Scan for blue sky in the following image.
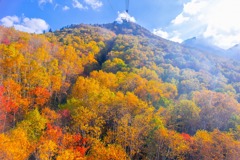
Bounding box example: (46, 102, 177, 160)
(0, 0, 185, 29)
(1, 0, 240, 49)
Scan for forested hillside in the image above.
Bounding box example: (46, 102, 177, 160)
(0, 22, 240, 159)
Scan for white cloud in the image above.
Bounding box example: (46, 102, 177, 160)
(0, 16, 49, 34)
(171, 13, 189, 25)
(54, 4, 60, 10)
(183, 0, 208, 15)
(0, 16, 19, 27)
(84, 0, 103, 9)
(38, 0, 53, 5)
(62, 5, 70, 11)
(170, 36, 183, 43)
(116, 11, 136, 24)
(157, 0, 240, 49)
(153, 28, 169, 39)
(72, 0, 87, 10)
(153, 28, 183, 43)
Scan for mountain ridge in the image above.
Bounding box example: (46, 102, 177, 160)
(182, 36, 240, 60)
(50, 21, 240, 97)
(59, 21, 236, 62)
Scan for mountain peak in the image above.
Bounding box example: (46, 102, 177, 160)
(229, 43, 240, 50)
(94, 21, 158, 39)
(182, 37, 227, 56)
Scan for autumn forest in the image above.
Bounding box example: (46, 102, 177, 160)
(0, 21, 240, 159)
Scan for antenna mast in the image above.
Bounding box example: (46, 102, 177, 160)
(126, 0, 129, 13)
